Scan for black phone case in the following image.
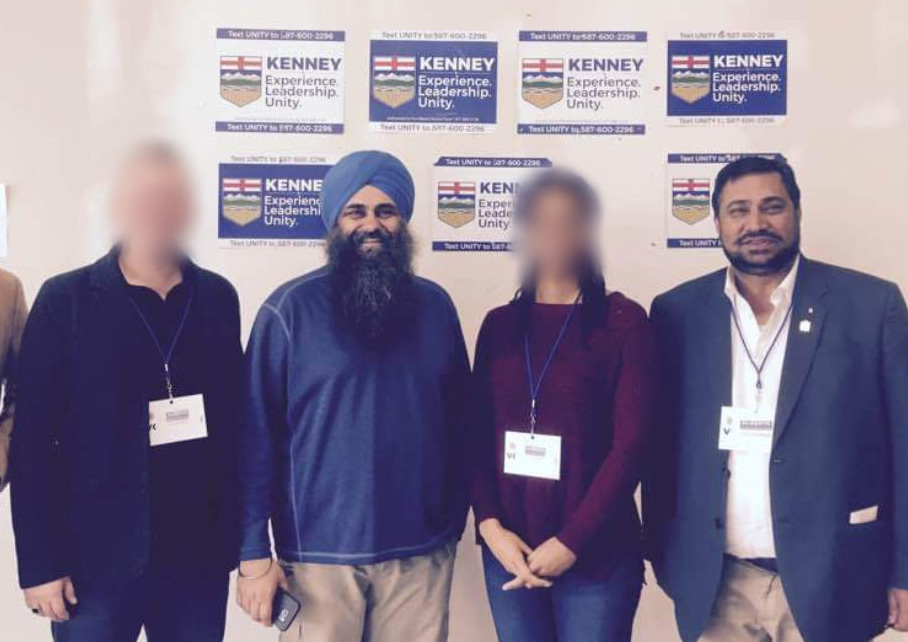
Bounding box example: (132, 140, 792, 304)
(272, 589, 301, 632)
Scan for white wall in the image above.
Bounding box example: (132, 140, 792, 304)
(1, 0, 907, 640)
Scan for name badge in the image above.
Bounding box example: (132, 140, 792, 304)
(718, 406, 774, 454)
(148, 394, 208, 447)
(503, 430, 561, 480)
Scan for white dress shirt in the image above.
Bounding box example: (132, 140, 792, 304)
(723, 256, 799, 559)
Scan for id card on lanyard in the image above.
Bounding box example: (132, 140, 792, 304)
(504, 430, 562, 480)
(149, 394, 208, 447)
(502, 294, 579, 482)
(128, 288, 209, 447)
(717, 299, 791, 454)
(718, 406, 774, 454)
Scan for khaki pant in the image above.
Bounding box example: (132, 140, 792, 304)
(699, 557, 804, 642)
(279, 541, 456, 642)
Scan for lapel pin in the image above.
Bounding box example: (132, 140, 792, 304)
(799, 319, 812, 333)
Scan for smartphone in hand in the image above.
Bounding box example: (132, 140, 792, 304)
(272, 588, 301, 632)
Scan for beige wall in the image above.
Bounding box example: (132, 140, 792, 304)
(1, 0, 907, 640)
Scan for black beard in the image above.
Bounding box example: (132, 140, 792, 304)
(722, 228, 801, 277)
(326, 225, 415, 343)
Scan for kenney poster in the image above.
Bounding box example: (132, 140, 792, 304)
(665, 152, 784, 248)
(517, 30, 649, 135)
(216, 28, 345, 134)
(369, 31, 498, 133)
(667, 32, 787, 125)
(218, 154, 331, 248)
(432, 156, 551, 252)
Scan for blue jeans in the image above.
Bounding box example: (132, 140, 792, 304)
(482, 546, 643, 642)
(51, 569, 228, 642)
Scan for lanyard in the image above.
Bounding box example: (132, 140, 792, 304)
(523, 293, 580, 435)
(128, 287, 195, 401)
(730, 300, 793, 408)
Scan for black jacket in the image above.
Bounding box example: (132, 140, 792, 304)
(644, 257, 908, 642)
(10, 249, 243, 589)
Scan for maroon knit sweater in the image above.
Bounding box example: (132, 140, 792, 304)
(470, 292, 658, 577)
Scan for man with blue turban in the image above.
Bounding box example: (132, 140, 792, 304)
(236, 150, 471, 642)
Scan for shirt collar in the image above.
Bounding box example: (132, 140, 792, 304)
(724, 255, 800, 311)
(102, 244, 197, 293)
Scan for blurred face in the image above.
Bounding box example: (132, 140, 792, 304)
(715, 172, 801, 276)
(521, 187, 592, 280)
(113, 157, 193, 257)
(336, 186, 402, 257)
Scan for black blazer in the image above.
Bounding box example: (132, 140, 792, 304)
(10, 251, 243, 589)
(645, 257, 908, 642)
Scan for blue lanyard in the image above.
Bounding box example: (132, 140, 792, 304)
(523, 293, 580, 434)
(128, 287, 195, 400)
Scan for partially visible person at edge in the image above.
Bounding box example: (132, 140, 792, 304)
(10, 142, 242, 641)
(0, 267, 27, 492)
(471, 168, 658, 642)
(235, 150, 471, 642)
(645, 156, 908, 642)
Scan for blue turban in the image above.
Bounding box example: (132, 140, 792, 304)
(320, 150, 415, 231)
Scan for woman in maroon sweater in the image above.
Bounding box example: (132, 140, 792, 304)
(471, 168, 657, 642)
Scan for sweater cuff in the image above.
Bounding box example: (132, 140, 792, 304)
(19, 561, 69, 591)
(891, 566, 908, 592)
(239, 546, 273, 563)
(471, 495, 502, 527)
(239, 520, 273, 562)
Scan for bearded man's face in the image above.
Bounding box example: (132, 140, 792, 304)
(326, 186, 415, 342)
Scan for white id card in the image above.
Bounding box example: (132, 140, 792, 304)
(718, 406, 774, 454)
(148, 394, 208, 447)
(503, 430, 562, 480)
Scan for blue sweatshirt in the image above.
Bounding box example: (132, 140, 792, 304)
(239, 268, 471, 564)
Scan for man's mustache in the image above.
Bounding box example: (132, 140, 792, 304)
(352, 229, 391, 247)
(736, 230, 783, 246)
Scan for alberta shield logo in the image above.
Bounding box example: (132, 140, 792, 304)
(671, 178, 711, 225)
(670, 54, 710, 104)
(221, 178, 263, 226)
(437, 182, 476, 228)
(372, 56, 416, 108)
(220, 56, 263, 107)
(521, 58, 564, 109)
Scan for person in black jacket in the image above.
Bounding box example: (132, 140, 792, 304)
(10, 141, 242, 642)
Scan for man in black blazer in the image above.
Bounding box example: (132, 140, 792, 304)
(646, 156, 908, 642)
(10, 142, 242, 641)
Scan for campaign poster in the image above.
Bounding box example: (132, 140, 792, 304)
(218, 155, 330, 248)
(432, 157, 551, 252)
(517, 30, 648, 135)
(665, 152, 784, 248)
(215, 28, 345, 134)
(667, 32, 787, 125)
(369, 31, 498, 133)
